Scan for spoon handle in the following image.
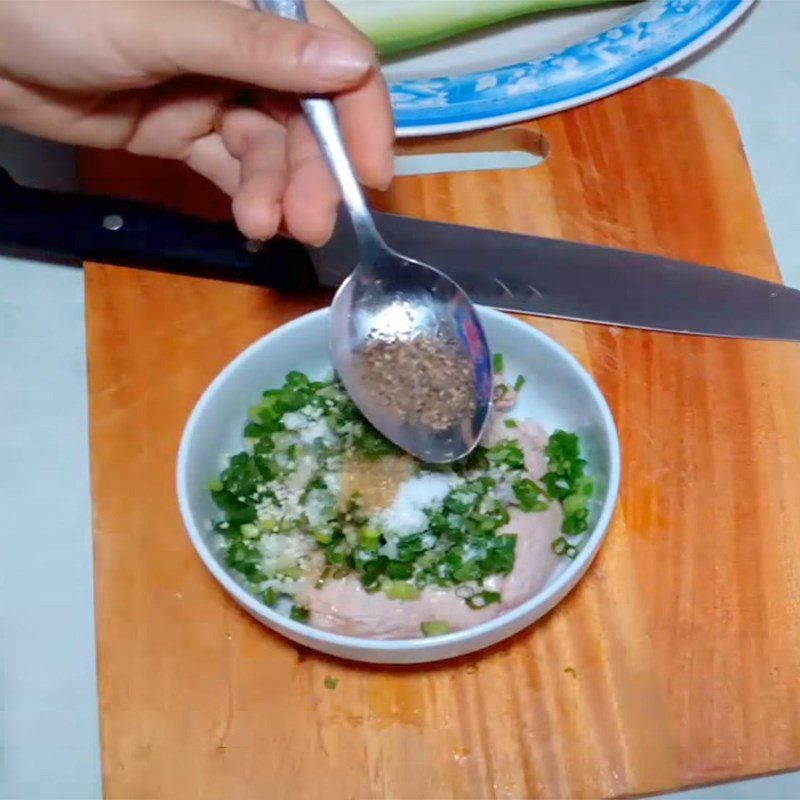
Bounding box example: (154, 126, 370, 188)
(255, 0, 384, 258)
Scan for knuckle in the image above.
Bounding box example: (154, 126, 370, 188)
(236, 14, 308, 75)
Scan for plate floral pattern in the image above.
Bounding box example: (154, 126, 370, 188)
(390, 0, 754, 136)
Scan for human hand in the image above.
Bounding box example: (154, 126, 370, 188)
(0, 0, 394, 244)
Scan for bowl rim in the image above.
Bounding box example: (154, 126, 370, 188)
(176, 306, 621, 653)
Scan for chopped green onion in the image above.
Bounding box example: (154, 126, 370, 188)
(324, 675, 339, 690)
(240, 523, 259, 539)
(358, 527, 381, 548)
(386, 561, 415, 580)
(482, 534, 517, 575)
(492, 353, 504, 373)
(359, 555, 389, 588)
(466, 591, 501, 610)
(453, 560, 482, 582)
(290, 605, 309, 623)
(243, 420, 264, 438)
(279, 566, 303, 580)
(563, 510, 590, 535)
(207, 478, 223, 492)
(385, 581, 421, 601)
(315, 567, 333, 589)
(513, 374, 526, 392)
(504, 419, 518, 429)
(421, 620, 450, 637)
(355, 427, 399, 460)
(487, 440, 525, 470)
(262, 587, 278, 607)
(512, 478, 549, 512)
(542, 430, 594, 536)
(563, 493, 588, 513)
(552, 537, 568, 556)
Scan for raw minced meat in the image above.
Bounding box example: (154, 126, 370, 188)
(208, 365, 593, 638)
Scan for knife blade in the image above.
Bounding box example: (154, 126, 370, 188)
(335, 214, 800, 342)
(1, 168, 798, 341)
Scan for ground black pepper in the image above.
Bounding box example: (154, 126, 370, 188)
(358, 335, 476, 432)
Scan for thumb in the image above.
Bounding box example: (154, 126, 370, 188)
(118, 0, 376, 92)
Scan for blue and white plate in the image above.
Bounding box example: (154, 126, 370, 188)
(384, 0, 754, 137)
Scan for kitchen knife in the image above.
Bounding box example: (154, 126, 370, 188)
(1, 168, 798, 341)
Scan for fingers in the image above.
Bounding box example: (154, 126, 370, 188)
(184, 132, 240, 197)
(0, 0, 393, 248)
(145, 0, 394, 231)
(220, 106, 288, 241)
(282, 112, 341, 246)
(114, 0, 377, 94)
(306, 1, 395, 191)
(277, 3, 394, 245)
(0, 0, 376, 94)
(123, 78, 230, 157)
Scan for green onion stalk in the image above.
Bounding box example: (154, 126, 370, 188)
(332, 0, 635, 58)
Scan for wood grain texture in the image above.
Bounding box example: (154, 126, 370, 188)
(80, 78, 800, 799)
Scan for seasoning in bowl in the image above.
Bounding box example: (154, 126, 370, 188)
(357, 335, 476, 432)
(205, 361, 596, 640)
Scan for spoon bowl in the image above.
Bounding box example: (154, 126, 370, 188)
(331, 250, 493, 462)
(261, 0, 493, 462)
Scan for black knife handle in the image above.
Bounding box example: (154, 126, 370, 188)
(0, 168, 320, 290)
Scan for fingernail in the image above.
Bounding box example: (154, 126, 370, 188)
(374, 173, 392, 193)
(302, 36, 372, 83)
(379, 157, 395, 191)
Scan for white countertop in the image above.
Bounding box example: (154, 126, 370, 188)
(2, 3, 800, 797)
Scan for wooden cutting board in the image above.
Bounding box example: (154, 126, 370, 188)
(80, 78, 800, 799)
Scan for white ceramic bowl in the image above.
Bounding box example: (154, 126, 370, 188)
(177, 307, 620, 664)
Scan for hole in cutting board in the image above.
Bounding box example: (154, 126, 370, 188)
(394, 127, 548, 176)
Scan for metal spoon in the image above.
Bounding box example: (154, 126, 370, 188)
(258, 0, 492, 462)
